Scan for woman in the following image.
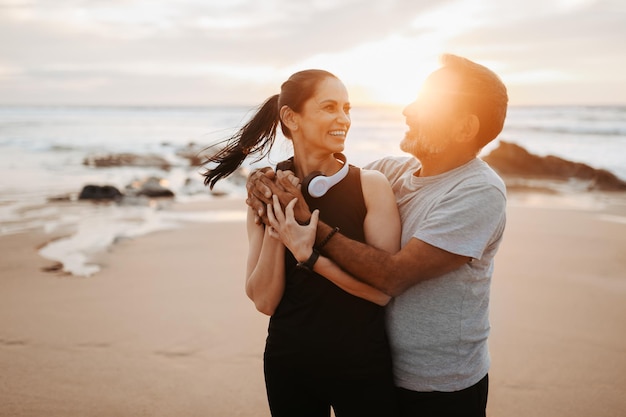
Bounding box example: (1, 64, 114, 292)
(202, 70, 400, 417)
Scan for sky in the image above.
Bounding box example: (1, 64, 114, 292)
(1, 0, 625, 107)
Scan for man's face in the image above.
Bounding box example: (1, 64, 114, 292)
(400, 68, 465, 159)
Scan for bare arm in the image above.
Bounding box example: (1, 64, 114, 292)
(311, 256, 391, 306)
(310, 169, 402, 305)
(245, 206, 285, 315)
(267, 174, 470, 297)
(267, 189, 398, 306)
(317, 226, 470, 297)
(360, 169, 401, 255)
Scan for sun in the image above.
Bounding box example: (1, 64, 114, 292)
(285, 36, 440, 107)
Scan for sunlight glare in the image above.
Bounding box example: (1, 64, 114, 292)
(410, 1, 490, 35)
(284, 36, 441, 106)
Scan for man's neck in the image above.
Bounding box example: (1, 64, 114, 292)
(417, 152, 476, 177)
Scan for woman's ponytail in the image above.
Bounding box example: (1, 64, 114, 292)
(201, 94, 280, 189)
(201, 69, 337, 189)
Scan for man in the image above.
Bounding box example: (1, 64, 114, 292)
(249, 54, 508, 416)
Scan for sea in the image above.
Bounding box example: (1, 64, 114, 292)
(1, 105, 625, 276)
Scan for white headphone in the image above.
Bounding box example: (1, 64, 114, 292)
(302, 153, 349, 198)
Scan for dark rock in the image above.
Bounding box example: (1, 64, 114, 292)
(483, 141, 626, 191)
(126, 177, 175, 198)
(176, 142, 205, 167)
(47, 194, 73, 202)
(78, 184, 123, 201)
(41, 262, 64, 273)
(83, 153, 171, 170)
(230, 167, 250, 187)
(210, 189, 228, 197)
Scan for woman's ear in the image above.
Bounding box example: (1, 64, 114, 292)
(280, 105, 298, 132)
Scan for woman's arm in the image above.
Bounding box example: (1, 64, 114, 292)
(360, 169, 401, 255)
(246, 206, 285, 316)
(308, 170, 400, 305)
(310, 255, 391, 306)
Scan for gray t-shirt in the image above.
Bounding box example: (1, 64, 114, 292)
(365, 156, 507, 392)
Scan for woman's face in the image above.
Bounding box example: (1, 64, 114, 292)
(293, 77, 351, 155)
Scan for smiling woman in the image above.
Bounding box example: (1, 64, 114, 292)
(199, 69, 402, 416)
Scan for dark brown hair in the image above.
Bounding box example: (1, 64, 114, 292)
(201, 69, 338, 189)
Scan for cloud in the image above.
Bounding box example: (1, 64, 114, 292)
(1, 0, 442, 63)
(0, 0, 624, 105)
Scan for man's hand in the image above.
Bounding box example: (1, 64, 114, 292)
(246, 167, 312, 225)
(246, 167, 276, 224)
(274, 170, 312, 225)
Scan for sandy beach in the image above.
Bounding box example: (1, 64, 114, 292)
(1, 192, 625, 417)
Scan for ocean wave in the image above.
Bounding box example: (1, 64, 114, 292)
(37, 199, 246, 277)
(513, 125, 626, 137)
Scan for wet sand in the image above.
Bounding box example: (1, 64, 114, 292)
(1, 193, 625, 416)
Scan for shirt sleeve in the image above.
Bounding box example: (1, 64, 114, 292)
(364, 156, 414, 182)
(414, 183, 506, 260)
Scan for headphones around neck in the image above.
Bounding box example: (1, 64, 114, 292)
(302, 153, 349, 199)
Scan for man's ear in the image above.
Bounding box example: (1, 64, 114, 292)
(458, 114, 480, 143)
(280, 105, 298, 132)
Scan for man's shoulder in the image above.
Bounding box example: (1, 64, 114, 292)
(364, 156, 416, 174)
(474, 158, 506, 196)
(432, 159, 506, 209)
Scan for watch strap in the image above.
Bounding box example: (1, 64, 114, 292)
(296, 249, 319, 271)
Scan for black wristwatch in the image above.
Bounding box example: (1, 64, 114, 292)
(296, 249, 320, 271)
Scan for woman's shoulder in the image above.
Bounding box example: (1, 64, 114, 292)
(359, 166, 388, 183)
(359, 166, 395, 197)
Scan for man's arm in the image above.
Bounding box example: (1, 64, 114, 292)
(262, 171, 470, 296)
(267, 191, 470, 298)
(266, 197, 391, 306)
(315, 222, 470, 297)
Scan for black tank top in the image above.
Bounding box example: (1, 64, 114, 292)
(265, 159, 390, 368)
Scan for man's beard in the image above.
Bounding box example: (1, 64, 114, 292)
(400, 118, 453, 158)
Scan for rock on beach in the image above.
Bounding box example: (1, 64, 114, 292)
(483, 141, 626, 191)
